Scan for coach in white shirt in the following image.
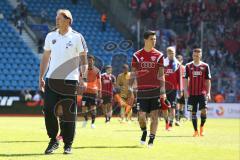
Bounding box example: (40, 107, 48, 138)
(39, 9, 88, 154)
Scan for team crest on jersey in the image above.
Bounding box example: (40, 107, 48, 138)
(193, 71, 202, 76)
(200, 67, 204, 70)
(150, 56, 156, 61)
(140, 57, 144, 61)
(52, 39, 56, 44)
(66, 41, 73, 49)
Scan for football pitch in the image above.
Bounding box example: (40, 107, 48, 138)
(0, 117, 239, 160)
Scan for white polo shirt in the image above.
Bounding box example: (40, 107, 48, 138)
(44, 27, 88, 80)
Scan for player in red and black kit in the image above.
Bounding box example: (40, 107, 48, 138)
(101, 65, 116, 123)
(184, 48, 211, 137)
(176, 55, 189, 122)
(163, 46, 182, 130)
(129, 30, 166, 147)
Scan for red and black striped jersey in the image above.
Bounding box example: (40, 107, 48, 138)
(101, 73, 116, 96)
(184, 61, 211, 96)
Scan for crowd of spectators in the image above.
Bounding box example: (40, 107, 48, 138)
(128, 0, 240, 102)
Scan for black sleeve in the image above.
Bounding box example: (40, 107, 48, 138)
(205, 65, 211, 79)
(184, 65, 189, 79)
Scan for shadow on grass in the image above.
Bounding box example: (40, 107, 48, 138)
(113, 130, 139, 132)
(0, 140, 48, 143)
(0, 153, 62, 157)
(156, 135, 193, 138)
(73, 145, 142, 149)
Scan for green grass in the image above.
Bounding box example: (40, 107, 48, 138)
(0, 117, 239, 160)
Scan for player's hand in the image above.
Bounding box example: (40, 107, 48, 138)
(160, 93, 166, 100)
(78, 77, 87, 95)
(180, 91, 184, 97)
(128, 87, 134, 95)
(39, 77, 45, 92)
(206, 93, 211, 101)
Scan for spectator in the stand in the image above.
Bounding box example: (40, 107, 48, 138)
(17, 0, 28, 22)
(130, 0, 138, 10)
(214, 92, 225, 103)
(38, 38, 44, 53)
(40, 9, 47, 24)
(0, 13, 3, 20)
(11, 9, 18, 26)
(163, 8, 172, 29)
(226, 90, 236, 103)
(101, 12, 107, 32)
(17, 18, 24, 35)
(71, 0, 78, 5)
(139, 1, 148, 19)
(237, 91, 240, 103)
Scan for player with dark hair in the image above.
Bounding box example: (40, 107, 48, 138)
(81, 55, 101, 129)
(129, 30, 165, 147)
(101, 65, 116, 123)
(184, 48, 211, 137)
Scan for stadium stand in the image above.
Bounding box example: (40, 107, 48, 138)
(127, 0, 240, 102)
(0, 0, 239, 102)
(0, 19, 39, 90)
(0, 0, 134, 91)
(0, 0, 39, 91)
(25, 0, 134, 69)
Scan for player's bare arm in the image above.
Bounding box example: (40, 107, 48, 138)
(98, 74, 102, 98)
(129, 67, 136, 92)
(206, 79, 211, 101)
(158, 66, 166, 99)
(79, 51, 88, 80)
(39, 50, 51, 92)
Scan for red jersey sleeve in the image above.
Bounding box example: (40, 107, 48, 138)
(131, 56, 138, 69)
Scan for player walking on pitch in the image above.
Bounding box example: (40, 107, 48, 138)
(163, 46, 182, 130)
(81, 55, 101, 129)
(184, 48, 211, 137)
(129, 30, 166, 147)
(101, 65, 116, 123)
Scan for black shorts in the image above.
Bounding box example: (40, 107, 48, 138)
(166, 90, 177, 108)
(187, 95, 207, 112)
(137, 88, 160, 99)
(177, 95, 185, 104)
(137, 98, 160, 113)
(102, 95, 112, 104)
(82, 93, 97, 107)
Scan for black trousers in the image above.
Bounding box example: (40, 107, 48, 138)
(43, 78, 78, 145)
